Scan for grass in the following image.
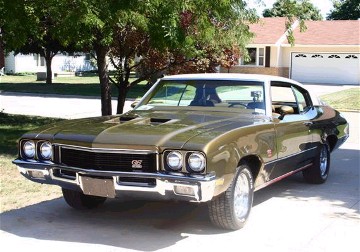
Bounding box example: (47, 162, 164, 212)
(0, 113, 64, 213)
(0, 73, 150, 99)
(2, 74, 359, 111)
(320, 88, 360, 111)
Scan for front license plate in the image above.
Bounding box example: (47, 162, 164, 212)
(80, 176, 115, 198)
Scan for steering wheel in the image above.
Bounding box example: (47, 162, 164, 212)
(228, 102, 248, 108)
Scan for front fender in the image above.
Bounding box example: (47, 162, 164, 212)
(183, 123, 277, 196)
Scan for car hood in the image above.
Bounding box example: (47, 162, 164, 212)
(28, 109, 267, 151)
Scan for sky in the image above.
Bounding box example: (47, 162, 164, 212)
(248, 0, 334, 19)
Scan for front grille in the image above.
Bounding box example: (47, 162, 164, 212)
(56, 147, 157, 173)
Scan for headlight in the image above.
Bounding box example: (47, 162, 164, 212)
(39, 141, 52, 160)
(166, 151, 183, 171)
(187, 152, 206, 172)
(23, 141, 35, 159)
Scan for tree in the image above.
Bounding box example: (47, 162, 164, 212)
(263, 0, 323, 20)
(60, 0, 257, 115)
(327, 0, 360, 20)
(3, 0, 259, 116)
(106, 1, 257, 114)
(1, 0, 71, 84)
(262, 0, 322, 45)
(55, 0, 121, 116)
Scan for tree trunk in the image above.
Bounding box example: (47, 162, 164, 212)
(44, 52, 53, 84)
(116, 84, 128, 114)
(95, 46, 112, 116)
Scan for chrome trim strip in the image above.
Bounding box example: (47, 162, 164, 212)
(14, 159, 217, 202)
(13, 159, 216, 182)
(55, 144, 158, 154)
(255, 163, 312, 191)
(265, 147, 317, 165)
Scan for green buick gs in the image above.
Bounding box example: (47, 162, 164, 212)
(13, 73, 349, 230)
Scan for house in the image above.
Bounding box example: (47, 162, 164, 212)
(224, 17, 360, 85)
(0, 42, 4, 75)
(3, 52, 96, 75)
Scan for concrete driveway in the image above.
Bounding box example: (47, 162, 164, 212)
(0, 145, 358, 252)
(0, 84, 359, 251)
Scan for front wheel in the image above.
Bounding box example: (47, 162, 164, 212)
(62, 188, 107, 210)
(208, 165, 254, 230)
(303, 143, 330, 184)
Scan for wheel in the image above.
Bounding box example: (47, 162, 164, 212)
(208, 165, 254, 230)
(302, 143, 330, 184)
(62, 188, 107, 209)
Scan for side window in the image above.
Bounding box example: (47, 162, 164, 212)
(271, 81, 312, 115)
(292, 87, 309, 113)
(271, 86, 296, 103)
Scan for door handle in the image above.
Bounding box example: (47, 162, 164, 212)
(303, 121, 313, 126)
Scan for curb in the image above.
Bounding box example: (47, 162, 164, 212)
(0, 91, 136, 102)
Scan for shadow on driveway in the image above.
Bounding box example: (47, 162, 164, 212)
(0, 148, 359, 251)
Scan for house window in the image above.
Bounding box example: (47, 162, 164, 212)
(241, 47, 265, 66)
(40, 57, 45, 66)
(35, 54, 45, 66)
(258, 48, 264, 66)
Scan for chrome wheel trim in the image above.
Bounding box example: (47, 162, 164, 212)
(320, 146, 328, 176)
(234, 172, 250, 221)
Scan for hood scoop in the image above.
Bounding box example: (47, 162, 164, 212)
(119, 116, 138, 123)
(104, 116, 177, 126)
(135, 118, 177, 126)
(104, 116, 139, 124)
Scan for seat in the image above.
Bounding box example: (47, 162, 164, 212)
(189, 99, 214, 107)
(279, 105, 294, 115)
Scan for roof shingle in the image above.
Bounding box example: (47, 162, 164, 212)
(249, 17, 289, 44)
(290, 19, 360, 45)
(249, 18, 360, 46)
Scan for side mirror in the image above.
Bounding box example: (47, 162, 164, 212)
(278, 105, 294, 120)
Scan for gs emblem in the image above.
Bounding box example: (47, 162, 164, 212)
(131, 160, 143, 169)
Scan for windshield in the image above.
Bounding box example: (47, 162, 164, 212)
(136, 79, 266, 114)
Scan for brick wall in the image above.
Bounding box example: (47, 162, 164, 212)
(221, 66, 289, 78)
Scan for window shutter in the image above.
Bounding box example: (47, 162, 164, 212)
(265, 46, 271, 67)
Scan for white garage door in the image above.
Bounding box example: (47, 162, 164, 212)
(291, 52, 360, 85)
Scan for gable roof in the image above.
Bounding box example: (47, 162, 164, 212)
(249, 17, 289, 44)
(249, 18, 360, 46)
(290, 19, 360, 46)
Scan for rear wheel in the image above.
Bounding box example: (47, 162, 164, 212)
(303, 143, 330, 184)
(208, 165, 254, 230)
(62, 188, 107, 209)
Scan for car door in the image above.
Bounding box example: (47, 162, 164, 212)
(269, 82, 315, 180)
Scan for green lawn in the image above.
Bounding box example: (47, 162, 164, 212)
(0, 112, 63, 155)
(320, 88, 360, 111)
(0, 113, 63, 212)
(0, 73, 149, 99)
(1, 74, 359, 111)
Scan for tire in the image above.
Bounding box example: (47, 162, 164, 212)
(208, 165, 254, 230)
(303, 143, 330, 184)
(62, 188, 107, 210)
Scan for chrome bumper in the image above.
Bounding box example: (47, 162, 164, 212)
(13, 159, 218, 202)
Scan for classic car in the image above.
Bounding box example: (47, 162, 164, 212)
(13, 73, 349, 230)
